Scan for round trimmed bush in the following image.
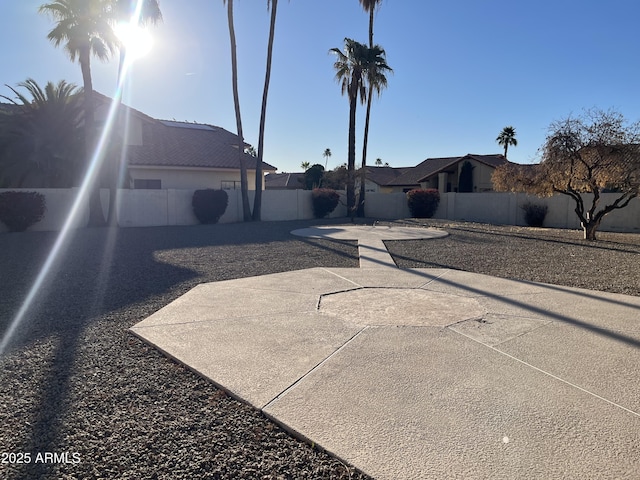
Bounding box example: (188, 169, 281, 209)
(312, 188, 340, 218)
(521, 202, 548, 227)
(0, 191, 46, 232)
(406, 189, 440, 218)
(192, 189, 228, 224)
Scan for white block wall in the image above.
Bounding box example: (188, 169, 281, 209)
(1, 188, 638, 234)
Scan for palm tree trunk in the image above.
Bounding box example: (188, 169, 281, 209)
(368, 8, 374, 46)
(105, 48, 128, 227)
(347, 79, 358, 218)
(357, 87, 373, 217)
(80, 47, 105, 227)
(227, 0, 251, 221)
(253, 0, 278, 221)
(357, 7, 376, 217)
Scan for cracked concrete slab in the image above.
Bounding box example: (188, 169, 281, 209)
(319, 288, 484, 326)
(130, 225, 640, 479)
(264, 326, 640, 480)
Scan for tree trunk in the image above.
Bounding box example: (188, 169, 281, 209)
(346, 79, 358, 219)
(368, 8, 374, 47)
(253, 0, 278, 221)
(227, 0, 251, 221)
(80, 48, 105, 227)
(106, 48, 128, 227)
(582, 220, 600, 241)
(357, 6, 376, 218)
(357, 87, 373, 217)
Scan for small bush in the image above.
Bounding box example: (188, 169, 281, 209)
(0, 191, 46, 232)
(192, 189, 228, 224)
(312, 188, 340, 218)
(406, 189, 440, 218)
(521, 202, 548, 227)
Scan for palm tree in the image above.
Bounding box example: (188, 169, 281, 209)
(0, 79, 83, 187)
(323, 148, 332, 169)
(112, 0, 162, 85)
(300, 161, 311, 171)
(109, 0, 162, 225)
(496, 126, 517, 159)
(253, 0, 280, 221)
(222, 0, 251, 221)
(39, 0, 119, 225)
(374, 158, 382, 166)
(357, 0, 383, 216)
(330, 38, 391, 216)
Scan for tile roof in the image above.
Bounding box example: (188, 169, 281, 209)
(127, 120, 276, 171)
(364, 166, 414, 186)
(92, 92, 276, 172)
(0, 103, 22, 114)
(386, 154, 508, 186)
(264, 172, 306, 189)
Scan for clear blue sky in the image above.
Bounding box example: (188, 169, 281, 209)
(3, 1, 640, 173)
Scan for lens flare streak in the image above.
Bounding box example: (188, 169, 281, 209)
(0, 1, 149, 355)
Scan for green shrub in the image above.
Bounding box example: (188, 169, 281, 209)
(192, 189, 228, 224)
(304, 164, 325, 190)
(312, 188, 340, 218)
(521, 202, 548, 227)
(0, 191, 46, 232)
(406, 189, 440, 218)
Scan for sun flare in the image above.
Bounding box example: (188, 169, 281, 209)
(115, 22, 153, 61)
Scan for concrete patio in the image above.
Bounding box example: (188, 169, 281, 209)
(130, 226, 640, 479)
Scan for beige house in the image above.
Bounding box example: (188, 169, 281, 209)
(365, 154, 509, 193)
(95, 94, 276, 191)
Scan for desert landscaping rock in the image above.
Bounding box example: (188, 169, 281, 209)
(1, 218, 639, 479)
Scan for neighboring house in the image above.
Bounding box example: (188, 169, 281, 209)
(265, 154, 508, 194)
(357, 166, 415, 193)
(94, 94, 276, 190)
(265, 172, 306, 190)
(378, 154, 509, 193)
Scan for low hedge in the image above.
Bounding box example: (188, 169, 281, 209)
(406, 189, 440, 218)
(0, 191, 47, 232)
(521, 202, 548, 227)
(192, 189, 228, 224)
(312, 188, 340, 218)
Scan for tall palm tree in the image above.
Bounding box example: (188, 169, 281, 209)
(253, 0, 280, 221)
(108, 0, 162, 225)
(323, 148, 332, 169)
(357, 0, 383, 216)
(496, 126, 517, 159)
(300, 161, 311, 171)
(39, 0, 119, 225)
(112, 0, 162, 85)
(223, 0, 251, 221)
(330, 38, 391, 216)
(0, 79, 83, 187)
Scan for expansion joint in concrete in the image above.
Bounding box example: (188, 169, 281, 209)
(262, 326, 369, 410)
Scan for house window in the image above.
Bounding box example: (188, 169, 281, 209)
(221, 181, 241, 190)
(134, 179, 161, 189)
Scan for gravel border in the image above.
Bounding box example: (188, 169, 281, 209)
(382, 218, 640, 297)
(1, 218, 638, 479)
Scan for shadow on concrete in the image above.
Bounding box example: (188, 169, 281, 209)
(0, 218, 359, 477)
(402, 268, 640, 350)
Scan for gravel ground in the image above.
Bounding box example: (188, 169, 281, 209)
(383, 219, 640, 297)
(1, 218, 638, 479)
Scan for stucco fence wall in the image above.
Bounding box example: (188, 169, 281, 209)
(0, 188, 90, 233)
(1, 188, 639, 233)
